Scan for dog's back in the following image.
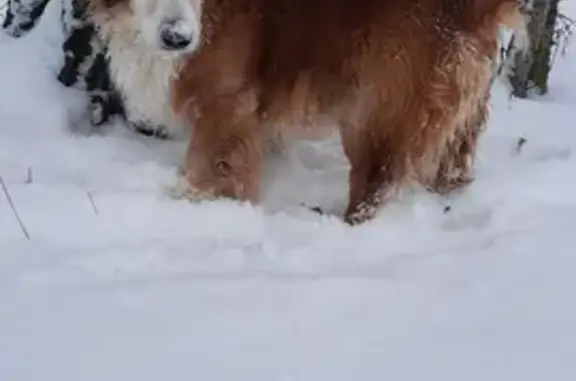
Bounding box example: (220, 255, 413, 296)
(179, 0, 522, 123)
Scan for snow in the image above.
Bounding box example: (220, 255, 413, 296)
(2, 2, 576, 380)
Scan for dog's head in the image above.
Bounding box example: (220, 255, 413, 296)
(90, 0, 203, 53)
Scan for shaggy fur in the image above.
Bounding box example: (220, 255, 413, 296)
(88, 0, 200, 139)
(90, 0, 526, 224)
(90, 13, 185, 138)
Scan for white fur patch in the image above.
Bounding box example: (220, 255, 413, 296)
(94, 13, 187, 137)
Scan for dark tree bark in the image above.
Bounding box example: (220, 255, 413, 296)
(529, 0, 560, 95)
(508, 0, 562, 98)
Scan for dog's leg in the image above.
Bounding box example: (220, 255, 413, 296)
(58, 0, 123, 128)
(84, 50, 124, 126)
(2, 0, 15, 30)
(340, 122, 406, 225)
(57, 0, 96, 87)
(428, 92, 489, 195)
(2, 0, 51, 38)
(429, 127, 479, 195)
(181, 95, 264, 203)
(57, 27, 95, 87)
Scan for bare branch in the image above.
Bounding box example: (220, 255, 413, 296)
(0, 176, 31, 240)
(86, 191, 99, 215)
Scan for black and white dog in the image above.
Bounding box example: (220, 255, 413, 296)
(2, 0, 170, 138)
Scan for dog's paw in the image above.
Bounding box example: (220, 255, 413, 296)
(130, 121, 172, 140)
(88, 97, 107, 126)
(164, 173, 216, 202)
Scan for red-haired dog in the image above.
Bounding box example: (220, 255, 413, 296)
(89, 0, 526, 224)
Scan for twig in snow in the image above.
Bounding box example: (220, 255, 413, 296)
(86, 191, 99, 215)
(299, 202, 325, 215)
(516, 137, 527, 154)
(309, 206, 324, 215)
(0, 176, 31, 240)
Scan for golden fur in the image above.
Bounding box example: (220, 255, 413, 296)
(91, 0, 526, 224)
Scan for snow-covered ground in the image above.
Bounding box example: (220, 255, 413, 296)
(2, 2, 576, 380)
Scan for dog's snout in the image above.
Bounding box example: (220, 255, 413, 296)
(159, 20, 193, 51)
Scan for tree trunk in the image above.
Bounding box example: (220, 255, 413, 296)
(508, 0, 560, 98)
(529, 0, 560, 95)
